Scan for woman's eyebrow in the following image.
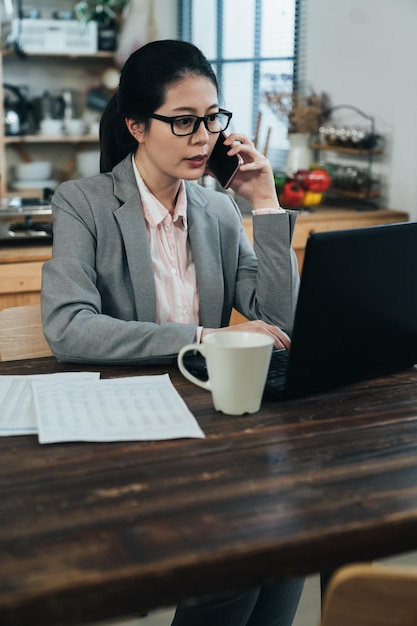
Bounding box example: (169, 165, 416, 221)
(169, 104, 220, 114)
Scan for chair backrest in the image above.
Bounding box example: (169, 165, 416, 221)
(321, 563, 417, 626)
(0, 304, 53, 361)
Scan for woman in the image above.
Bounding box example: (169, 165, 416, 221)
(41, 39, 303, 625)
(42, 39, 299, 364)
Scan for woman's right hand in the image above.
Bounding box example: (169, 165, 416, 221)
(202, 320, 291, 351)
(221, 133, 281, 211)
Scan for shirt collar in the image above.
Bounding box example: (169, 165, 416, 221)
(131, 155, 187, 228)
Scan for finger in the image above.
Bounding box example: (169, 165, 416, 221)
(275, 330, 291, 351)
(239, 157, 268, 170)
(224, 132, 249, 143)
(232, 144, 267, 164)
(274, 337, 287, 349)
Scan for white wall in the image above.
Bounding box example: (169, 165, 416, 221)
(153, 0, 178, 38)
(303, 0, 417, 219)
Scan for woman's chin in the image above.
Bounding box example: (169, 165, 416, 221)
(184, 169, 205, 182)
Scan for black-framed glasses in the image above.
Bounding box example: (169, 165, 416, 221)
(148, 108, 232, 136)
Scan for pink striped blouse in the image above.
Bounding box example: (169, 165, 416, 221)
(132, 158, 200, 327)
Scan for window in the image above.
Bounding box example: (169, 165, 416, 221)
(178, 0, 299, 169)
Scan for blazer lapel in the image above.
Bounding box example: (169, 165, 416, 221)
(112, 157, 157, 321)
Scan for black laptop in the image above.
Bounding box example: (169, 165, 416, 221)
(184, 221, 417, 399)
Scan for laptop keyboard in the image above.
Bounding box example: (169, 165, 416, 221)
(264, 349, 289, 397)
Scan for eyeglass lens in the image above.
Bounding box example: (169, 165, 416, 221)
(173, 112, 230, 136)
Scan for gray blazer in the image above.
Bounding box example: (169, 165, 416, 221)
(42, 155, 299, 363)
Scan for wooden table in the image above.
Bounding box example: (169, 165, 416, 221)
(1, 357, 417, 626)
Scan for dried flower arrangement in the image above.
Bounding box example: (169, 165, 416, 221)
(263, 73, 332, 135)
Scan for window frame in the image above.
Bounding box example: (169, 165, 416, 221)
(178, 0, 300, 138)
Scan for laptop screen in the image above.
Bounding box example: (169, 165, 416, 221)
(284, 221, 417, 397)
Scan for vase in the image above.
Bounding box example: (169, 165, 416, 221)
(285, 133, 313, 176)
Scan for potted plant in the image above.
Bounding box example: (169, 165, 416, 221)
(262, 73, 332, 207)
(74, 0, 128, 24)
(74, 0, 128, 50)
(263, 73, 331, 134)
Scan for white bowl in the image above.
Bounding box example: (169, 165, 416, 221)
(14, 161, 52, 181)
(64, 118, 87, 136)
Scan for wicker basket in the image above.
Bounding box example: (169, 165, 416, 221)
(13, 19, 98, 54)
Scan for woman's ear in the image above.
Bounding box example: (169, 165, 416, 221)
(125, 118, 145, 141)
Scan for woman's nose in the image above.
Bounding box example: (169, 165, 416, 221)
(192, 120, 210, 142)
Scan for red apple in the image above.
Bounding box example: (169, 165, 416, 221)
(293, 169, 311, 190)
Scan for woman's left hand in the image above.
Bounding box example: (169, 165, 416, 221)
(202, 320, 291, 351)
(221, 133, 280, 210)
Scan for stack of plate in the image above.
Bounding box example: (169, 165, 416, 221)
(11, 161, 58, 190)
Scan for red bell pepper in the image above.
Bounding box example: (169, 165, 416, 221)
(280, 181, 305, 208)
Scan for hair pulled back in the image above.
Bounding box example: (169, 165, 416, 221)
(99, 39, 218, 172)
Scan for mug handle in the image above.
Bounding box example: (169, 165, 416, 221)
(177, 343, 211, 391)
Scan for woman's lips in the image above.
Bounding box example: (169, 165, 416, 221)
(186, 156, 206, 168)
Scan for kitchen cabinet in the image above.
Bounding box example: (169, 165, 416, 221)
(0, 244, 51, 310)
(242, 207, 408, 271)
(230, 206, 409, 325)
(287, 206, 408, 269)
(0, 209, 408, 313)
(0, 48, 115, 198)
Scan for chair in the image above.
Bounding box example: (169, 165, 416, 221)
(0, 304, 53, 361)
(320, 562, 417, 626)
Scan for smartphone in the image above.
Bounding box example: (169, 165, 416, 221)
(208, 132, 243, 189)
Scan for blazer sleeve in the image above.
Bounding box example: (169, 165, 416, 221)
(233, 209, 300, 334)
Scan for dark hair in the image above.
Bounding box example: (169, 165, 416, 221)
(99, 39, 218, 172)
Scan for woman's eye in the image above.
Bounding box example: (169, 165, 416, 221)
(177, 117, 194, 127)
(208, 114, 218, 122)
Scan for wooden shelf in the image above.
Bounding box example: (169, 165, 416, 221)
(4, 190, 47, 199)
(328, 187, 381, 200)
(5, 134, 99, 144)
(0, 45, 109, 197)
(310, 143, 383, 156)
(1, 48, 114, 59)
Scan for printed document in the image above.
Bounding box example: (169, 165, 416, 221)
(0, 372, 100, 436)
(32, 374, 205, 443)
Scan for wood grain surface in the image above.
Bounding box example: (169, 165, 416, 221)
(1, 358, 417, 625)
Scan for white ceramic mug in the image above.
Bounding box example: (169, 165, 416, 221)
(177, 331, 273, 415)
